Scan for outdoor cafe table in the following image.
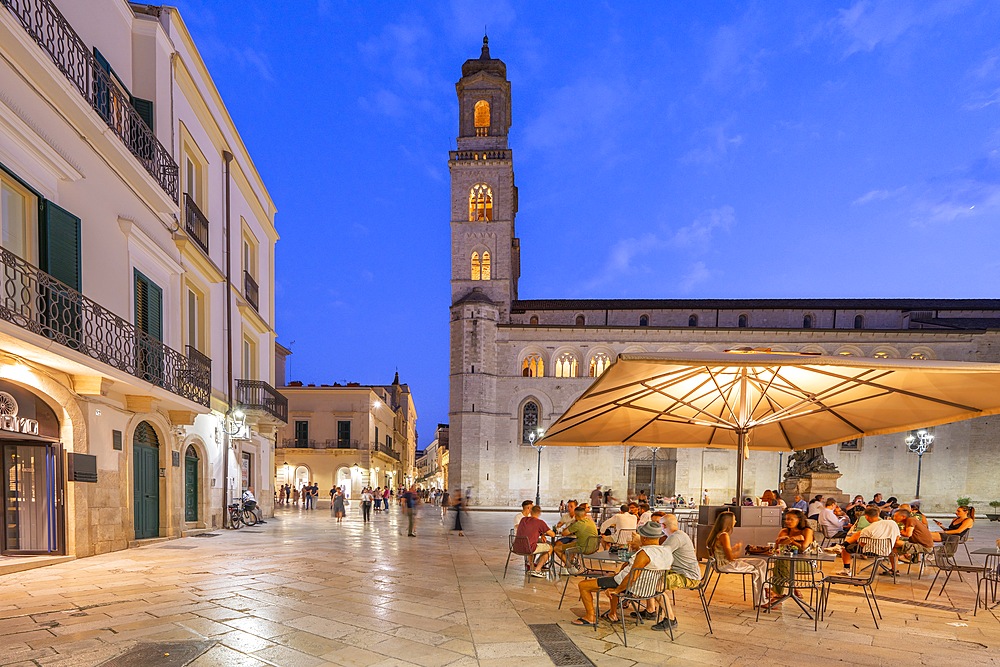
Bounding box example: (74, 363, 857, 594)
(760, 551, 836, 619)
(971, 548, 1000, 555)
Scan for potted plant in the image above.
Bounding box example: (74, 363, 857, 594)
(956, 496, 972, 507)
(987, 500, 1000, 522)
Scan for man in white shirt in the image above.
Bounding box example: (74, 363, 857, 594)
(636, 503, 653, 527)
(599, 504, 638, 548)
(839, 506, 900, 572)
(554, 499, 578, 532)
(818, 498, 848, 539)
(514, 500, 533, 529)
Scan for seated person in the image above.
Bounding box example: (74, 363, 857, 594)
(554, 507, 599, 566)
(600, 504, 638, 548)
(513, 505, 555, 577)
(819, 498, 849, 539)
(554, 499, 578, 533)
(768, 509, 814, 603)
(908, 501, 929, 526)
(932, 505, 975, 542)
(839, 506, 900, 572)
(514, 499, 533, 529)
(676, 496, 686, 507)
(573, 522, 673, 626)
(895, 507, 933, 564)
(806, 495, 825, 520)
(706, 511, 768, 607)
(636, 503, 653, 526)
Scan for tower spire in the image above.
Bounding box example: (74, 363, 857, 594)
(481, 33, 490, 59)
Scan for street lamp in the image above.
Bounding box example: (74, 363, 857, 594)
(650, 447, 658, 503)
(527, 428, 545, 507)
(905, 429, 934, 499)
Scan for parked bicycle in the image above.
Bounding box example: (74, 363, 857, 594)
(227, 500, 259, 528)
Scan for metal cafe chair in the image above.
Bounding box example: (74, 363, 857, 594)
(557, 535, 604, 609)
(612, 528, 636, 548)
(924, 539, 986, 601)
(819, 552, 886, 629)
(756, 555, 823, 627)
(853, 536, 896, 584)
(682, 564, 714, 635)
(975, 553, 1000, 615)
(705, 556, 757, 608)
(503, 534, 536, 578)
(614, 568, 671, 646)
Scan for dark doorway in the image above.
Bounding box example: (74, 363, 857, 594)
(2, 442, 64, 555)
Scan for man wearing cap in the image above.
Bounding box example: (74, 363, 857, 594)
(572, 521, 675, 627)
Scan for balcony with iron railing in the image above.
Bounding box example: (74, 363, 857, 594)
(0, 247, 211, 406)
(235, 379, 287, 423)
(375, 442, 401, 461)
(183, 194, 209, 254)
(278, 438, 364, 450)
(244, 271, 258, 311)
(2, 0, 180, 202)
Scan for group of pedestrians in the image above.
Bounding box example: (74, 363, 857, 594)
(277, 482, 320, 508)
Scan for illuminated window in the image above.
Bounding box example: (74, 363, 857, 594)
(521, 401, 539, 444)
(873, 351, 890, 359)
(639, 315, 649, 327)
(688, 314, 698, 327)
(910, 352, 926, 360)
(1, 172, 37, 261)
(854, 315, 864, 329)
(521, 354, 544, 378)
(469, 184, 493, 221)
(738, 314, 748, 328)
(481, 252, 490, 280)
(590, 353, 611, 377)
(554, 353, 579, 378)
(529, 315, 539, 325)
(803, 314, 813, 329)
(474, 100, 490, 136)
(471, 252, 480, 280)
(576, 315, 586, 326)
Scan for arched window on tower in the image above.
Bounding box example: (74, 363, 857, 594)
(521, 400, 539, 445)
(469, 184, 493, 221)
(738, 314, 749, 328)
(639, 315, 649, 327)
(575, 315, 586, 326)
(590, 353, 611, 377)
(474, 100, 490, 137)
(529, 315, 539, 326)
(689, 314, 698, 327)
(803, 314, 813, 329)
(481, 251, 491, 280)
(555, 353, 578, 378)
(521, 354, 544, 377)
(854, 314, 864, 329)
(470, 252, 480, 280)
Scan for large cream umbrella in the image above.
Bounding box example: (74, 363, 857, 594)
(539, 349, 1000, 496)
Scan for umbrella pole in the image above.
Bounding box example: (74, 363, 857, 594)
(735, 429, 748, 502)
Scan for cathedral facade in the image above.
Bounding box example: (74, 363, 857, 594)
(448, 40, 1000, 511)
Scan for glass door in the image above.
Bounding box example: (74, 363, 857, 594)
(3, 442, 64, 555)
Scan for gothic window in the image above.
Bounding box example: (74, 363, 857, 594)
(521, 401, 539, 444)
(590, 353, 611, 377)
(688, 314, 698, 327)
(469, 184, 493, 221)
(854, 314, 864, 329)
(521, 354, 544, 377)
(738, 314, 748, 328)
(470, 251, 491, 280)
(910, 352, 926, 360)
(803, 314, 813, 329)
(529, 315, 539, 325)
(873, 351, 890, 359)
(639, 315, 649, 327)
(474, 100, 490, 136)
(575, 315, 586, 326)
(554, 353, 579, 378)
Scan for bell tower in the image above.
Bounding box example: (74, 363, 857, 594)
(449, 36, 519, 314)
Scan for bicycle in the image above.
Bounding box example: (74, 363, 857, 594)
(227, 500, 259, 528)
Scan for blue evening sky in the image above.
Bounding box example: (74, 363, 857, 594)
(171, 1, 1000, 443)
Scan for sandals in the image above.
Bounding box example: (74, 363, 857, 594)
(571, 617, 593, 626)
(600, 610, 620, 622)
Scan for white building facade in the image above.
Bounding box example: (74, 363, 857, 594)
(449, 40, 1000, 511)
(0, 0, 284, 562)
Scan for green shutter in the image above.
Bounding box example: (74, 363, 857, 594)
(133, 270, 162, 341)
(38, 199, 81, 291)
(93, 48, 112, 122)
(131, 97, 154, 132)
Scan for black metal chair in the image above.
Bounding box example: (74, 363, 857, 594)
(924, 539, 986, 601)
(503, 534, 536, 578)
(820, 553, 885, 629)
(557, 535, 603, 609)
(705, 556, 758, 607)
(679, 565, 714, 635)
(975, 553, 1000, 615)
(853, 536, 896, 584)
(756, 555, 823, 626)
(614, 568, 670, 646)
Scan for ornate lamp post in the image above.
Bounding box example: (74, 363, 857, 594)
(527, 428, 545, 507)
(905, 429, 934, 499)
(649, 447, 658, 503)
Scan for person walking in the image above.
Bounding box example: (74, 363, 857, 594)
(402, 485, 418, 536)
(332, 487, 347, 524)
(450, 488, 465, 536)
(373, 486, 382, 513)
(361, 487, 373, 523)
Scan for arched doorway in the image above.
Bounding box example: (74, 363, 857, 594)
(184, 446, 199, 522)
(293, 465, 310, 488)
(336, 467, 351, 499)
(133, 421, 160, 539)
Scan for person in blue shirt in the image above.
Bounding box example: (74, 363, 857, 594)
(792, 494, 808, 511)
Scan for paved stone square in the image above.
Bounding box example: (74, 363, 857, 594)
(1, 506, 999, 666)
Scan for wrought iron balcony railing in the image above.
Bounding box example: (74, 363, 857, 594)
(183, 194, 209, 254)
(2, 0, 180, 202)
(0, 248, 210, 406)
(277, 438, 364, 450)
(375, 442, 401, 461)
(244, 271, 258, 312)
(236, 379, 287, 423)
(279, 438, 317, 449)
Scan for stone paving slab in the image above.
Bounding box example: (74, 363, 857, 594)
(1, 507, 999, 666)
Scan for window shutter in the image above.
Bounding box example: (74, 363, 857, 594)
(131, 97, 154, 132)
(93, 48, 112, 122)
(134, 270, 163, 341)
(38, 199, 81, 291)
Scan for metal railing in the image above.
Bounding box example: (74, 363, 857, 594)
(277, 438, 364, 450)
(279, 438, 317, 449)
(0, 248, 210, 405)
(236, 379, 287, 423)
(450, 149, 512, 162)
(183, 194, 209, 254)
(2, 0, 180, 202)
(376, 442, 401, 461)
(244, 271, 258, 311)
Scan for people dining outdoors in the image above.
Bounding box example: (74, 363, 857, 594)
(554, 506, 599, 567)
(636, 503, 653, 526)
(706, 511, 768, 607)
(839, 506, 900, 573)
(760, 489, 777, 506)
(554, 499, 578, 532)
(931, 505, 975, 541)
(514, 499, 533, 529)
(806, 495, 824, 520)
(845, 495, 867, 523)
(572, 522, 673, 626)
(791, 494, 808, 511)
(764, 509, 815, 606)
(895, 507, 934, 564)
(600, 504, 638, 548)
(514, 505, 555, 577)
(819, 497, 849, 539)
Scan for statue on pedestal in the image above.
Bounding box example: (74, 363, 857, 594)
(781, 446, 847, 504)
(784, 447, 839, 480)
